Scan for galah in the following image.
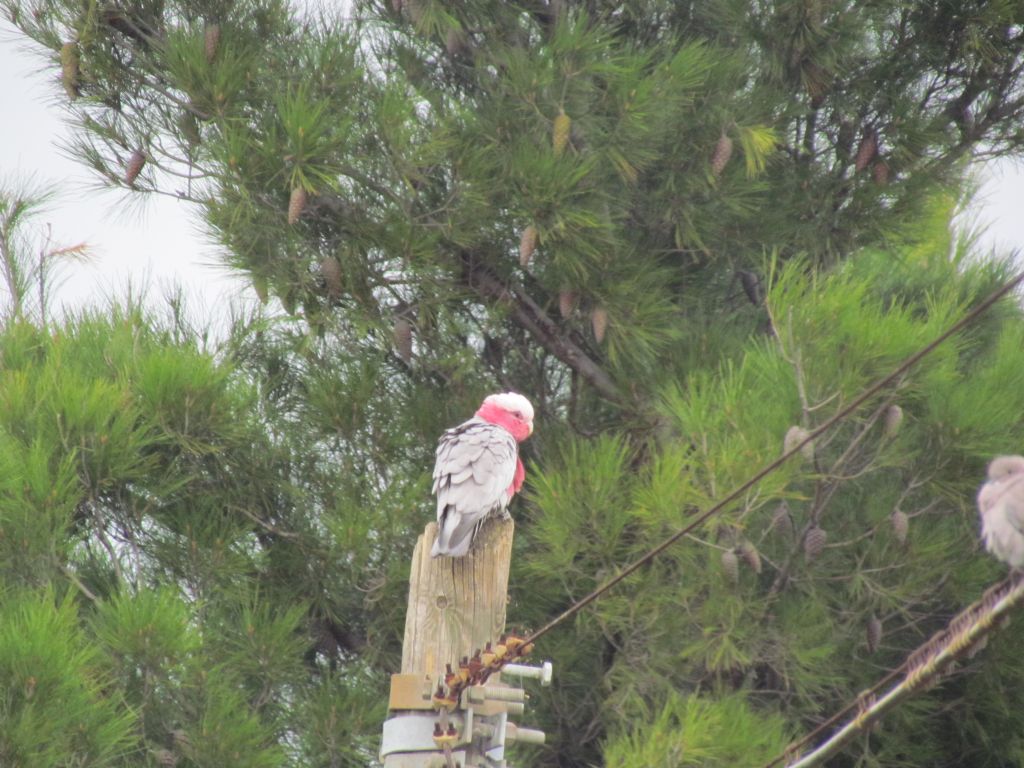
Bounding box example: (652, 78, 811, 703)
(431, 392, 534, 558)
(977, 455, 1024, 568)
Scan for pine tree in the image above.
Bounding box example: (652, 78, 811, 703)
(5, 1, 1024, 766)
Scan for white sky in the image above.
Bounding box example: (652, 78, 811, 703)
(0, 22, 249, 323)
(1, 20, 1023, 324)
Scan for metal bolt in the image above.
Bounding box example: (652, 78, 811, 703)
(468, 686, 526, 704)
(502, 661, 553, 686)
(505, 722, 546, 745)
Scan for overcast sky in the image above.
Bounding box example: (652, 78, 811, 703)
(0, 22, 248, 324)
(1, 19, 1023, 325)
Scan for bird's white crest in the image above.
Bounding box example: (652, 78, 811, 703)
(978, 455, 1024, 568)
(987, 455, 1024, 482)
(483, 392, 534, 422)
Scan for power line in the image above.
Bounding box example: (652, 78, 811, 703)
(520, 267, 1024, 648)
(441, 267, 1024, 712)
(766, 572, 1024, 768)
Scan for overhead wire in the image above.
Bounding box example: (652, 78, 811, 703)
(521, 268, 1024, 648)
(766, 572, 1024, 768)
(441, 267, 1024, 722)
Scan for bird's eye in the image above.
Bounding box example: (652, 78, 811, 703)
(513, 411, 523, 419)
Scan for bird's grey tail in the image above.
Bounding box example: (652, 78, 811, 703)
(430, 533, 447, 558)
(431, 510, 479, 558)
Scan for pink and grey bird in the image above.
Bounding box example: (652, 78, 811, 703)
(431, 393, 534, 558)
(977, 455, 1024, 568)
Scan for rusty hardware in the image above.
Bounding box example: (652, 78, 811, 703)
(441, 632, 535, 705)
(432, 683, 459, 711)
(432, 722, 459, 747)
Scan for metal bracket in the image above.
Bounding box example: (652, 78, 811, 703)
(384, 664, 554, 765)
(381, 711, 473, 757)
(388, 674, 436, 711)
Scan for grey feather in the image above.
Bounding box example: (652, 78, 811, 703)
(1000, 477, 1024, 533)
(431, 418, 518, 557)
(978, 456, 1024, 567)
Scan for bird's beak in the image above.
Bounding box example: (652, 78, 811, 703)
(528, 421, 534, 436)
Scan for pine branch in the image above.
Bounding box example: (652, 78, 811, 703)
(459, 253, 622, 404)
(57, 561, 99, 603)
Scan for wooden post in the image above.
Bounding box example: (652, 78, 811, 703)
(381, 518, 514, 767)
(402, 518, 514, 680)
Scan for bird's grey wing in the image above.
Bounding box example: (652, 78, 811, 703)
(433, 421, 516, 516)
(999, 474, 1024, 533)
(432, 421, 517, 555)
(434, 421, 493, 490)
(979, 481, 999, 514)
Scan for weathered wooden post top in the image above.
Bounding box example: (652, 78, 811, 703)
(380, 519, 551, 767)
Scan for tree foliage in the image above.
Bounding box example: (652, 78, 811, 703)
(0, 299, 391, 765)
(3, 1, 1024, 765)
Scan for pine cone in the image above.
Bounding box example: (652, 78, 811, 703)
(866, 614, 883, 653)
(721, 549, 740, 585)
(872, 159, 890, 186)
(736, 269, 763, 306)
(591, 306, 609, 343)
(393, 318, 413, 362)
(553, 110, 571, 157)
(710, 133, 733, 177)
(519, 225, 538, 268)
(60, 41, 79, 100)
(320, 257, 343, 299)
(405, 0, 424, 24)
(204, 23, 220, 63)
(288, 185, 307, 225)
(252, 275, 269, 304)
(784, 425, 814, 461)
(170, 729, 191, 750)
(125, 149, 146, 186)
(770, 501, 794, 537)
(890, 509, 909, 545)
(883, 404, 903, 437)
(804, 60, 829, 108)
(739, 540, 762, 574)
(804, 525, 827, 561)
(854, 128, 878, 173)
(177, 111, 202, 146)
(558, 288, 576, 319)
(445, 28, 468, 57)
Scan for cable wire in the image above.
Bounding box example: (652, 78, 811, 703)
(521, 268, 1024, 648)
(442, 268, 1024, 712)
(766, 572, 1024, 768)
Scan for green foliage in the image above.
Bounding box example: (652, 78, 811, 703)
(0, 590, 135, 766)
(5, 1, 1024, 766)
(602, 692, 790, 768)
(295, 669, 388, 767)
(516, 239, 1024, 766)
(0, 178, 91, 327)
(90, 587, 198, 672)
(0, 310, 348, 766)
(525, 435, 636, 570)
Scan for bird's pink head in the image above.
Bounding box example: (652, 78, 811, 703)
(987, 455, 1024, 482)
(476, 392, 534, 442)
